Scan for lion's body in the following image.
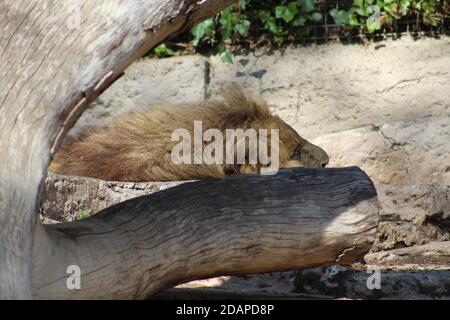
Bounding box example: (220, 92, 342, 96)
(50, 85, 329, 181)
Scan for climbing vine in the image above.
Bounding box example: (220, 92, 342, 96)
(153, 0, 448, 61)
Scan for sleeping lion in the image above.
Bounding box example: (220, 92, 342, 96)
(50, 84, 329, 181)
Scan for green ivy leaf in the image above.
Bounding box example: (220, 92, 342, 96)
(221, 51, 234, 64)
(191, 18, 215, 46)
(400, 0, 411, 10)
(297, 0, 315, 13)
(384, 2, 394, 13)
(219, 15, 232, 41)
(352, 0, 368, 16)
(287, 2, 299, 17)
(309, 12, 322, 22)
(293, 15, 307, 26)
(217, 43, 227, 54)
(422, 1, 436, 12)
(275, 3, 298, 23)
(354, 7, 367, 16)
(153, 43, 174, 57)
(366, 13, 381, 32)
(234, 19, 251, 37)
(424, 13, 438, 26)
(265, 16, 284, 36)
(258, 10, 271, 23)
(349, 12, 360, 26)
(329, 8, 350, 25)
(367, 4, 380, 15)
(238, 0, 250, 9)
(219, 7, 241, 40)
(353, 0, 364, 9)
(273, 35, 284, 44)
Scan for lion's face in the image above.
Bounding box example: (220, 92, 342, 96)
(235, 116, 329, 175)
(264, 117, 329, 168)
(276, 117, 329, 169)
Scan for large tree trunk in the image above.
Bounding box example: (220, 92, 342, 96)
(0, 0, 379, 299)
(0, 0, 236, 299)
(32, 167, 378, 299)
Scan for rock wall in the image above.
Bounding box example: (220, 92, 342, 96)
(374, 185, 450, 252)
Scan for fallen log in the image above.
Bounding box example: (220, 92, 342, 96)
(32, 166, 379, 299)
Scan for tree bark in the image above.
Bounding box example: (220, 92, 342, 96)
(0, 0, 235, 299)
(32, 167, 379, 299)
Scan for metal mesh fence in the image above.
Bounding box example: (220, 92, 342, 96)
(299, 0, 449, 44)
(161, 0, 449, 55)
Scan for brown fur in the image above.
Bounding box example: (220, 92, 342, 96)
(50, 84, 329, 182)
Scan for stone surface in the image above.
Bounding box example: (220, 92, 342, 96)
(365, 242, 450, 268)
(209, 37, 450, 138)
(374, 185, 450, 251)
(311, 116, 450, 185)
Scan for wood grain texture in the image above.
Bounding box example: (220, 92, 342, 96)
(0, 0, 235, 299)
(32, 167, 379, 299)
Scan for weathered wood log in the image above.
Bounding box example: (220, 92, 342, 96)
(32, 167, 379, 299)
(0, 0, 235, 299)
